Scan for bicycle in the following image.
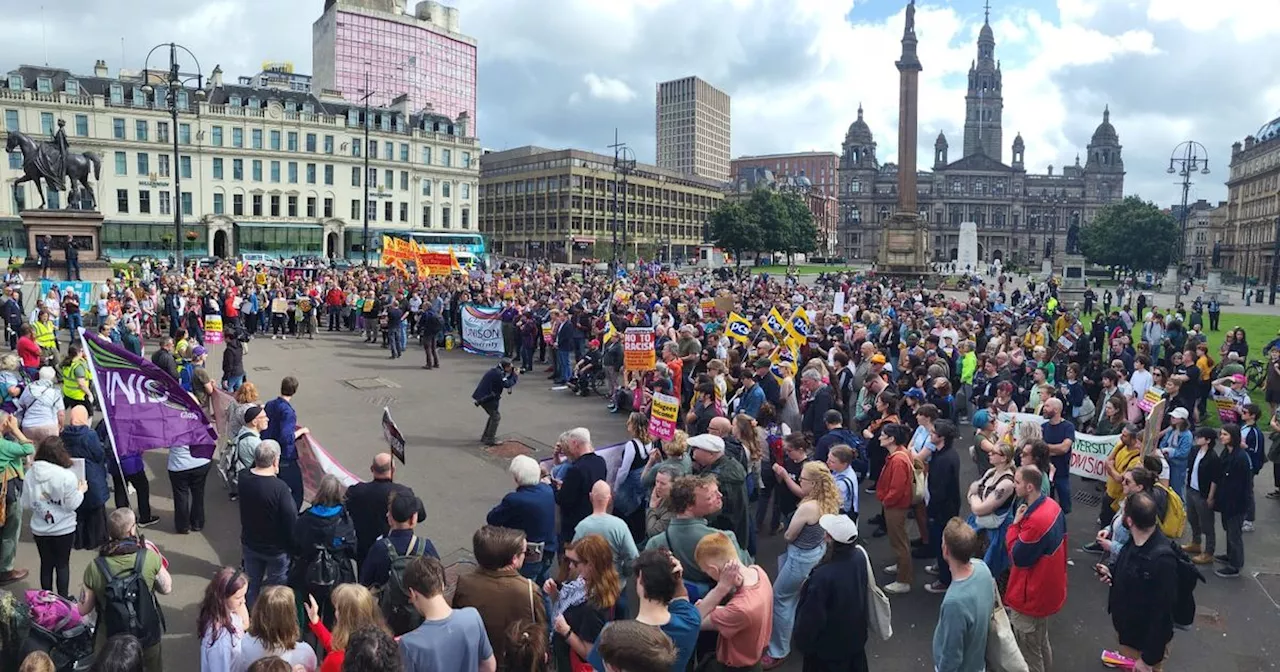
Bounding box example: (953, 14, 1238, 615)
(1245, 359, 1265, 392)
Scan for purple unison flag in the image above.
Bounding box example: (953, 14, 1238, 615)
(81, 332, 218, 459)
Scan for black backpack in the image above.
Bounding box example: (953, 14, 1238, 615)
(377, 536, 427, 636)
(94, 552, 165, 648)
(1168, 539, 1205, 628)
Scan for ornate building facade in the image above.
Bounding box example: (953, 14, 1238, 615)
(837, 11, 1125, 268)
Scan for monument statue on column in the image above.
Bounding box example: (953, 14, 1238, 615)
(876, 0, 932, 278)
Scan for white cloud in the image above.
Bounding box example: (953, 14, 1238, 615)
(581, 73, 637, 103)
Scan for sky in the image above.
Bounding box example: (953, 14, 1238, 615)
(4, 0, 1279, 206)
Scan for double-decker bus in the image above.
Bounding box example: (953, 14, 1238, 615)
(384, 231, 487, 269)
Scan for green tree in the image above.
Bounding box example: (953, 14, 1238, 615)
(1080, 196, 1178, 272)
(708, 200, 759, 268)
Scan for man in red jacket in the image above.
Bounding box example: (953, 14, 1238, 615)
(875, 422, 916, 595)
(1005, 465, 1068, 672)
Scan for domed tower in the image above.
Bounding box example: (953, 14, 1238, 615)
(1085, 106, 1125, 203)
(963, 2, 1003, 160)
(934, 131, 949, 169)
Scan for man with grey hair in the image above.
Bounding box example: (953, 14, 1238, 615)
(800, 368, 837, 443)
(553, 427, 606, 543)
(487, 455, 557, 583)
(238, 437, 296, 605)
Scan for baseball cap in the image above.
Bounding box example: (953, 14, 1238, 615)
(818, 514, 859, 544)
(686, 434, 725, 454)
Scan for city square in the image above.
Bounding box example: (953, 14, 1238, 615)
(0, 0, 1279, 671)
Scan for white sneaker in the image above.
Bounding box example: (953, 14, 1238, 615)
(883, 564, 898, 575)
(884, 581, 911, 595)
(1243, 521, 1255, 533)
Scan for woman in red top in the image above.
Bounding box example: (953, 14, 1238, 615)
(304, 584, 391, 672)
(16, 324, 40, 379)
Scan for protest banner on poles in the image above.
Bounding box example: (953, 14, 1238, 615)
(648, 392, 679, 441)
(623, 327, 655, 370)
(382, 407, 407, 464)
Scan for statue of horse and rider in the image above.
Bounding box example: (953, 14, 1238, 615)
(4, 118, 101, 210)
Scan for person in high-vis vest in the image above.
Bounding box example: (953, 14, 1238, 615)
(31, 309, 57, 363)
(59, 344, 92, 415)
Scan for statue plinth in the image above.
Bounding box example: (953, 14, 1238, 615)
(876, 212, 933, 279)
(19, 209, 112, 282)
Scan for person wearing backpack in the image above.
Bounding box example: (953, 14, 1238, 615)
(289, 475, 357, 629)
(1095, 491, 1178, 672)
(75, 507, 172, 672)
(358, 493, 438, 636)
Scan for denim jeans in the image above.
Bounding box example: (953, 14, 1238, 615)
(242, 545, 289, 607)
(766, 542, 827, 659)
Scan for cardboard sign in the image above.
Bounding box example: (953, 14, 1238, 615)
(382, 407, 406, 465)
(623, 327, 656, 371)
(648, 392, 679, 441)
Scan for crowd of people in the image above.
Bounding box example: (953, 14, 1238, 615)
(0, 255, 1276, 672)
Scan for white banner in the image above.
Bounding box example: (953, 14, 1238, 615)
(460, 303, 504, 356)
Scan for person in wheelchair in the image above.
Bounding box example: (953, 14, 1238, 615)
(570, 338, 604, 397)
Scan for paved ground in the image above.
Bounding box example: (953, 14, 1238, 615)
(5, 328, 1277, 669)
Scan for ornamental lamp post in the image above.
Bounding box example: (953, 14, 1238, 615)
(140, 43, 207, 272)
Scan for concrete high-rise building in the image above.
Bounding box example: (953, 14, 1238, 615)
(655, 76, 731, 183)
(313, 0, 477, 130)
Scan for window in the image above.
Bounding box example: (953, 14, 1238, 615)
(252, 129, 263, 149)
(211, 126, 223, 147)
(271, 195, 281, 217)
(157, 122, 169, 143)
(233, 159, 244, 180)
(287, 132, 297, 152)
(232, 128, 244, 148)
(287, 162, 298, 184)
(40, 113, 54, 136)
(399, 202, 409, 222)
(351, 200, 360, 220)
(252, 160, 262, 182)
(400, 143, 409, 162)
(400, 171, 408, 191)
(180, 156, 192, 179)
(74, 114, 87, 136)
(114, 151, 127, 176)
(139, 190, 151, 214)
(233, 194, 244, 216)
(178, 123, 191, 145)
(252, 194, 263, 217)
(135, 120, 149, 141)
(306, 163, 316, 184)
(181, 192, 192, 216)
(461, 209, 469, 229)
(270, 161, 281, 183)
(212, 192, 224, 215)
(269, 130, 280, 150)
(441, 149, 451, 167)
(442, 182, 451, 199)
(307, 196, 317, 218)
(441, 206, 451, 229)
(158, 155, 170, 178)
(323, 198, 333, 218)
(323, 165, 334, 186)
(384, 201, 394, 222)
(116, 189, 129, 213)
(137, 153, 150, 176)
(462, 151, 471, 169)
(422, 205, 432, 228)
(461, 183, 470, 200)
(112, 118, 126, 139)
(212, 158, 223, 180)
(159, 191, 171, 216)
(3, 109, 17, 131)
(351, 167, 361, 187)
(323, 135, 333, 154)
(421, 179, 432, 196)
(422, 147, 432, 164)
(305, 133, 316, 152)
(287, 195, 298, 218)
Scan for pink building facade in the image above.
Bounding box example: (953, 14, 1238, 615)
(313, 1, 477, 131)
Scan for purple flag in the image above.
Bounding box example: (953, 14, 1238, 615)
(81, 332, 218, 459)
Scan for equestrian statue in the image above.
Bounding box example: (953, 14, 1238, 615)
(4, 118, 101, 210)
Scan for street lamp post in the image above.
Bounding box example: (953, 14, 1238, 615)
(141, 43, 206, 272)
(1166, 141, 1210, 309)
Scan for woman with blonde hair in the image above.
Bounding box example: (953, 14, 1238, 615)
(544, 534, 618, 672)
(762, 461, 839, 669)
(304, 584, 389, 672)
(233, 585, 317, 672)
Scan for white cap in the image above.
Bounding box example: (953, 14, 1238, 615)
(686, 434, 725, 454)
(819, 514, 859, 544)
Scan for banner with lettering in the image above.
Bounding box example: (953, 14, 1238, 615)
(460, 304, 504, 356)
